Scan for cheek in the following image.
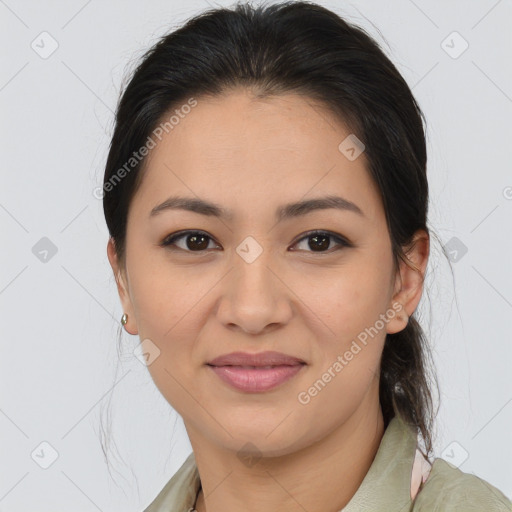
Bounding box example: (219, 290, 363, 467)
(128, 244, 203, 339)
(129, 266, 201, 414)
(293, 266, 390, 429)
(305, 261, 392, 345)
(126, 248, 223, 402)
(295, 253, 393, 409)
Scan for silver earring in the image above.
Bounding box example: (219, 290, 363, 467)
(121, 313, 128, 326)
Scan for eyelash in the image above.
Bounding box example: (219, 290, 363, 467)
(160, 229, 351, 254)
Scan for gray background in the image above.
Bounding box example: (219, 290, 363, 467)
(1, 0, 511, 510)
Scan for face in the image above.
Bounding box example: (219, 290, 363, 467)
(108, 88, 426, 458)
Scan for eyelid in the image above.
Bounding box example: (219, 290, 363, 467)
(160, 229, 351, 252)
(290, 230, 351, 251)
(160, 230, 220, 251)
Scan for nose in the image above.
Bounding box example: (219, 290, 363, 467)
(215, 245, 293, 335)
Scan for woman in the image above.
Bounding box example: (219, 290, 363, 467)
(102, 1, 512, 510)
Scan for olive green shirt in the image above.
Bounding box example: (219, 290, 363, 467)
(143, 415, 512, 511)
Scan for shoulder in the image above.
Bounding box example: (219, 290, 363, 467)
(142, 452, 200, 512)
(412, 457, 512, 511)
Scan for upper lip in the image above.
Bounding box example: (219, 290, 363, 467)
(207, 351, 306, 367)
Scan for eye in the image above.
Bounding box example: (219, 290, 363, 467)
(160, 229, 351, 254)
(160, 230, 220, 252)
(291, 230, 351, 253)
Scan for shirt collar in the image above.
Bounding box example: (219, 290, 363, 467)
(341, 414, 417, 511)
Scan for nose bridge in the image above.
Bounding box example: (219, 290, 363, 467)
(232, 234, 278, 300)
(217, 234, 291, 333)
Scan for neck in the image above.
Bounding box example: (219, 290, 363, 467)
(190, 388, 385, 512)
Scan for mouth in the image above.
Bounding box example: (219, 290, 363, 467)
(209, 364, 300, 369)
(206, 362, 306, 393)
(206, 350, 306, 367)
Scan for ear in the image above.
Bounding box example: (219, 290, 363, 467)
(107, 237, 138, 335)
(386, 229, 429, 335)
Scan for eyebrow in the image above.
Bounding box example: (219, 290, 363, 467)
(149, 194, 364, 221)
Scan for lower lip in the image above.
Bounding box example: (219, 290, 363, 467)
(208, 364, 305, 392)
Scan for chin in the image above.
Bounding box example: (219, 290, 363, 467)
(217, 421, 309, 459)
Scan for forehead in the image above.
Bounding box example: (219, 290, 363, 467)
(131, 89, 384, 225)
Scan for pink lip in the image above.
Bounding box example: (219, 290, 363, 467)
(206, 351, 306, 392)
(208, 364, 305, 392)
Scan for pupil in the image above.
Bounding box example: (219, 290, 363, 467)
(187, 234, 209, 250)
(309, 234, 329, 251)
